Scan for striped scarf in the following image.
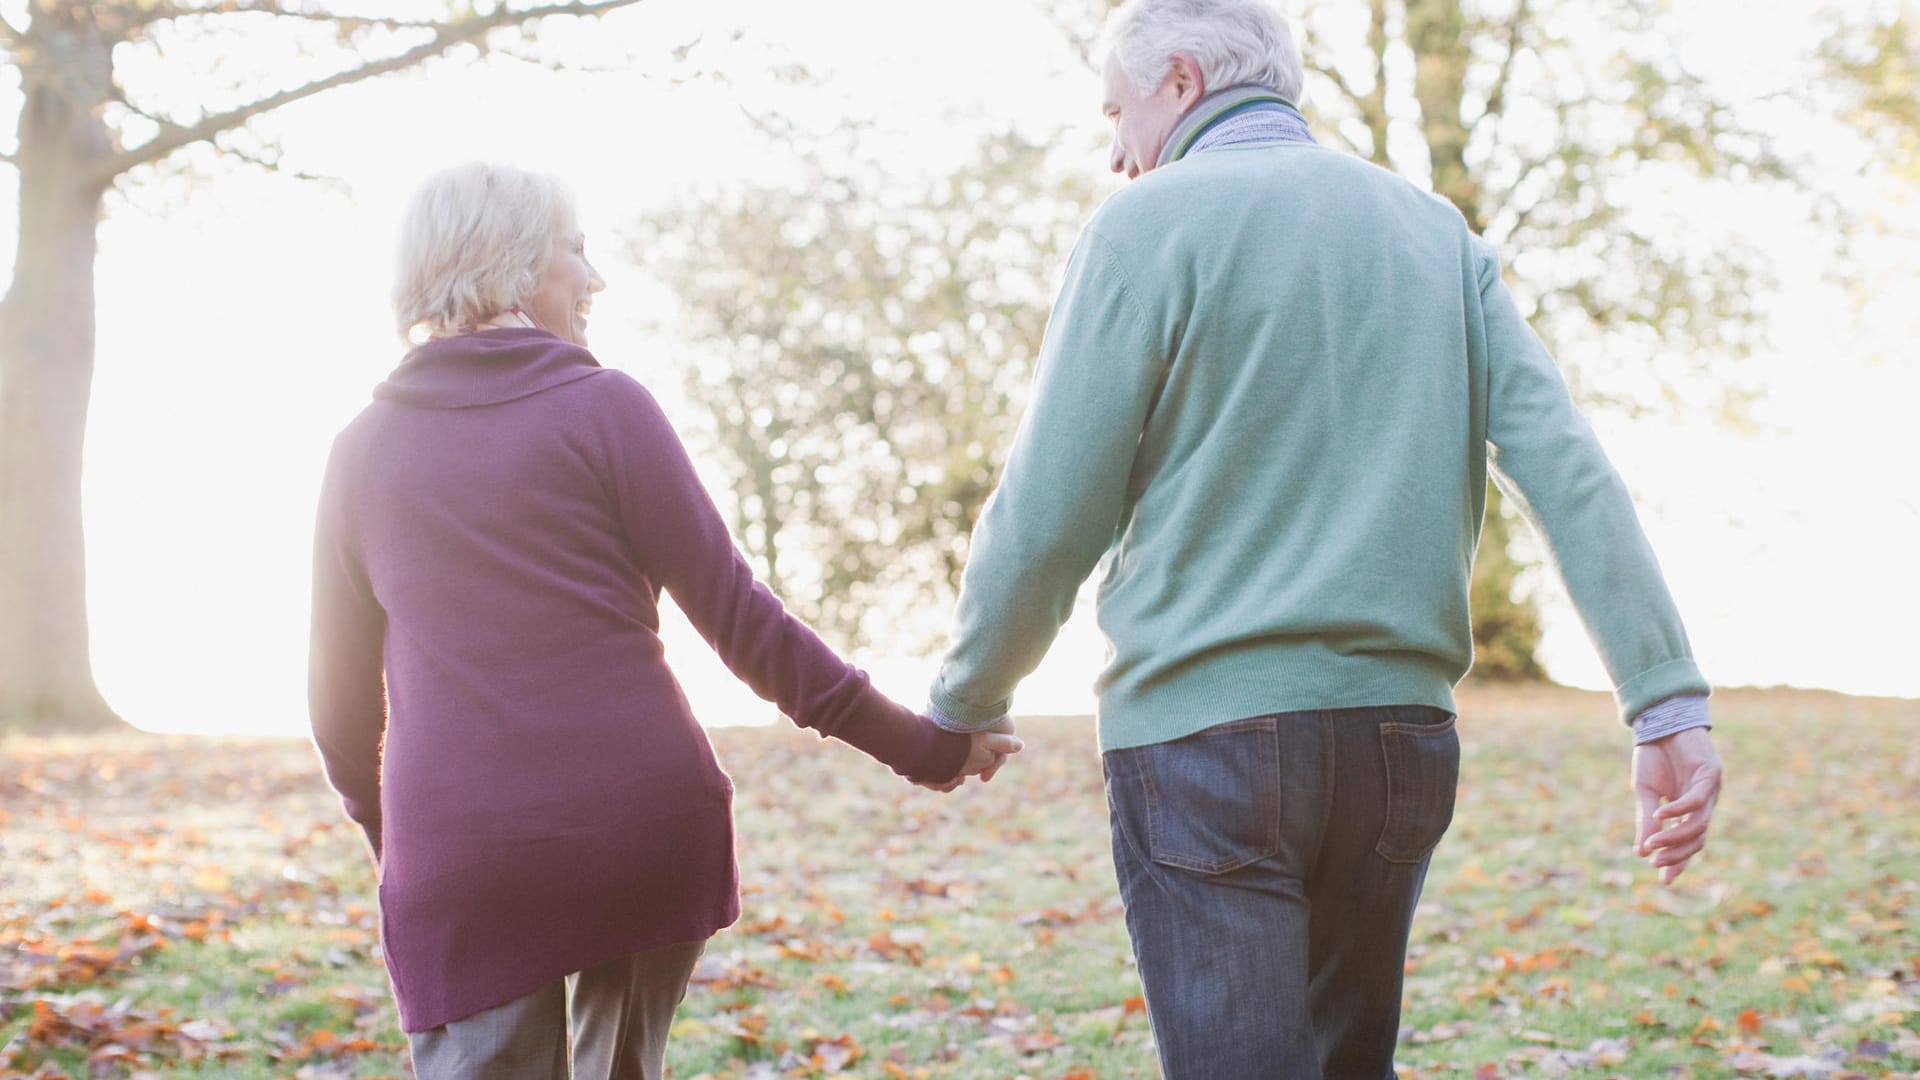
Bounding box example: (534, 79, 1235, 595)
(1158, 85, 1316, 167)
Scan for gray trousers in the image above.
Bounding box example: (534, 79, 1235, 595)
(409, 940, 705, 1080)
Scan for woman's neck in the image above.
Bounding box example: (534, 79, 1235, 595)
(473, 309, 541, 333)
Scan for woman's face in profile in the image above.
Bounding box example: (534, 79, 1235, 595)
(526, 227, 606, 346)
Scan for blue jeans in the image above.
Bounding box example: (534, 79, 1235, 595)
(1103, 706, 1459, 1079)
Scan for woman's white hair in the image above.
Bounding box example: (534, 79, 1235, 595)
(1105, 0, 1304, 104)
(393, 162, 578, 342)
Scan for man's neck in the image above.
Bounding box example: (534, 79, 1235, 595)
(1157, 85, 1310, 167)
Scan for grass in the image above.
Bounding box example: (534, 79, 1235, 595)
(1, 684, 1916, 1078)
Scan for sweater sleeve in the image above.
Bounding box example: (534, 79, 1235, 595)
(1474, 239, 1710, 723)
(604, 376, 968, 785)
(308, 435, 389, 861)
(930, 231, 1164, 729)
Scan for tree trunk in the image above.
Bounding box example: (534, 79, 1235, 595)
(752, 455, 784, 601)
(1406, 0, 1484, 230)
(1364, 0, 1393, 167)
(1468, 484, 1546, 681)
(1405, 0, 1542, 677)
(0, 11, 125, 731)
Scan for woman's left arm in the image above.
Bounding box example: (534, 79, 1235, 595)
(598, 374, 969, 786)
(308, 437, 389, 862)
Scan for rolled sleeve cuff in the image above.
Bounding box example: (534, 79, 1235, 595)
(1631, 693, 1712, 745)
(926, 696, 1009, 734)
(1613, 657, 1710, 725)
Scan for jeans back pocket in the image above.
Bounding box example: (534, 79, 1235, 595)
(1132, 717, 1283, 875)
(1374, 706, 1460, 864)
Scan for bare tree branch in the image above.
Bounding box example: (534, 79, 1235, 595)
(736, 99, 801, 147)
(1481, 0, 1530, 124)
(126, 1, 440, 32)
(1362, 0, 1391, 166)
(1038, 0, 1120, 72)
(212, 134, 348, 188)
(1315, 124, 1363, 158)
(93, 0, 646, 184)
(0, 12, 24, 46)
(1306, 59, 1367, 115)
(1300, 12, 1390, 164)
(1497, 154, 1556, 240)
(0, 150, 16, 167)
(490, 40, 641, 76)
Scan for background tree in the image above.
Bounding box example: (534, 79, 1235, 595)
(1822, 8, 1918, 165)
(638, 132, 1093, 651)
(0, 0, 643, 732)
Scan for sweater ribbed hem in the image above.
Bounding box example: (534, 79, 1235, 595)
(1094, 644, 1462, 753)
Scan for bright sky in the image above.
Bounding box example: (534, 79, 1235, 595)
(1, 0, 1915, 735)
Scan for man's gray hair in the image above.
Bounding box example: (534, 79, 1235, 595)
(393, 162, 577, 343)
(1105, 0, 1304, 104)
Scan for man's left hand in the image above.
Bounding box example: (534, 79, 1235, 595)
(1631, 726, 1723, 885)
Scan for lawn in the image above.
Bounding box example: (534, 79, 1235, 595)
(1, 685, 1915, 1078)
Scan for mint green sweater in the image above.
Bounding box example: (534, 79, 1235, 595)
(930, 142, 1708, 752)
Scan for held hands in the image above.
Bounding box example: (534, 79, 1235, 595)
(918, 719, 1023, 793)
(1631, 726, 1724, 885)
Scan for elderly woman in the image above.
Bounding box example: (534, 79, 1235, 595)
(309, 162, 1018, 1079)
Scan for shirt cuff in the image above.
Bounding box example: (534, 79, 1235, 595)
(926, 700, 1009, 734)
(1631, 693, 1711, 745)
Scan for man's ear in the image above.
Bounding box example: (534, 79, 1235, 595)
(1167, 53, 1207, 108)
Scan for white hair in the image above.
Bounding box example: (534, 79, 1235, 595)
(1105, 0, 1304, 104)
(393, 162, 578, 342)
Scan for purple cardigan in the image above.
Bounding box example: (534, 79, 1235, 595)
(309, 328, 967, 1031)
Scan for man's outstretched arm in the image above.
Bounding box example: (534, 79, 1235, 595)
(1474, 237, 1721, 882)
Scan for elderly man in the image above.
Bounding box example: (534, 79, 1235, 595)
(927, 0, 1724, 1075)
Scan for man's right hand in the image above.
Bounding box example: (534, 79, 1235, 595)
(920, 720, 1022, 793)
(1631, 726, 1723, 885)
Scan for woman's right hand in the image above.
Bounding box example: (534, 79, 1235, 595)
(919, 720, 1022, 793)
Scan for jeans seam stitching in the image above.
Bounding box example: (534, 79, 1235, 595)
(1376, 725, 1408, 862)
(1380, 715, 1458, 737)
(1315, 711, 1335, 865)
(1110, 757, 1152, 870)
(1138, 752, 1162, 868)
(1375, 724, 1457, 864)
(1264, 725, 1284, 862)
